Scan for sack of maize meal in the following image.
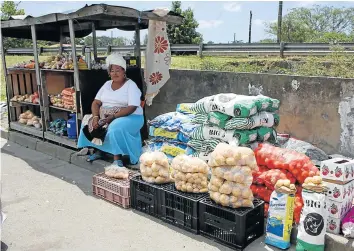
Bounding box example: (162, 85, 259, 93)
(209, 93, 258, 118)
(224, 112, 280, 130)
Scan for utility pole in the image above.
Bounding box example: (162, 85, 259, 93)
(277, 1, 283, 43)
(111, 31, 113, 45)
(248, 11, 253, 43)
(233, 33, 236, 43)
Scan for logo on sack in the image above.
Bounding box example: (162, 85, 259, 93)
(304, 213, 324, 236)
(234, 108, 241, 116)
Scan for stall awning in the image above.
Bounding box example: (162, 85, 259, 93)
(1, 4, 183, 42)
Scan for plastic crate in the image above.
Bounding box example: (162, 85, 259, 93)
(92, 171, 137, 209)
(160, 183, 208, 234)
(130, 175, 167, 217)
(199, 197, 264, 250)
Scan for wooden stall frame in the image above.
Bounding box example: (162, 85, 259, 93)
(1, 4, 183, 149)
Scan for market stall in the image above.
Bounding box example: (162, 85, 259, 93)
(1, 4, 183, 148)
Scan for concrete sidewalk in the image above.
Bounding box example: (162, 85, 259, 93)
(1, 134, 353, 251)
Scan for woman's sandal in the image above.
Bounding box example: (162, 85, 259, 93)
(86, 152, 103, 162)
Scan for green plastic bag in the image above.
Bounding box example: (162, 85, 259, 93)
(224, 112, 280, 130)
(191, 113, 208, 124)
(188, 138, 222, 152)
(190, 125, 234, 142)
(233, 129, 258, 145)
(257, 127, 277, 143)
(267, 98, 280, 112)
(210, 93, 258, 118)
(190, 95, 214, 114)
(208, 112, 230, 129)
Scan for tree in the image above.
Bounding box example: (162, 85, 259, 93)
(207, 41, 214, 44)
(82, 36, 130, 47)
(1, 1, 24, 20)
(259, 38, 277, 43)
(265, 5, 354, 42)
(167, 1, 202, 44)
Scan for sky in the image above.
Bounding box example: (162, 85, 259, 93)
(15, 0, 354, 43)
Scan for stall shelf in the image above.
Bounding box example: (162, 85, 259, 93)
(1, 4, 182, 149)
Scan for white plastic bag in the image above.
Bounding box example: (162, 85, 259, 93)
(296, 190, 328, 251)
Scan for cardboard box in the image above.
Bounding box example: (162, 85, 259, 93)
(326, 216, 341, 234)
(320, 158, 354, 183)
(324, 180, 354, 202)
(326, 196, 353, 219)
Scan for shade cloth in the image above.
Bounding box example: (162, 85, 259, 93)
(144, 8, 171, 106)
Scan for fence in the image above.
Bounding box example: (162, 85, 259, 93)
(5, 43, 354, 57)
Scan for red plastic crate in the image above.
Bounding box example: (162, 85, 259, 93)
(92, 171, 138, 209)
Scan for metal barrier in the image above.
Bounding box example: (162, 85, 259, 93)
(5, 43, 354, 57)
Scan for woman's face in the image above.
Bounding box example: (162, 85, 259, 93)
(110, 65, 125, 82)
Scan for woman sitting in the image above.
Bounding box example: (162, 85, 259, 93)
(77, 53, 144, 167)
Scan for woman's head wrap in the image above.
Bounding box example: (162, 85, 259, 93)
(106, 53, 126, 71)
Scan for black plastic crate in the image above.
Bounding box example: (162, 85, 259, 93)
(130, 175, 166, 217)
(160, 183, 208, 234)
(199, 197, 265, 251)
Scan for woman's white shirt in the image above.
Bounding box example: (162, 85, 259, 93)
(95, 79, 143, 115)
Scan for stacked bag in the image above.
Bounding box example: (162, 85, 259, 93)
(139, 151, 171, 184)
(188, 93, 280, 160)
(147, 109, 197, 160)
(208, 143, 258, 208)
(171, 155, 209, 193)
(61, 87, 76, 111)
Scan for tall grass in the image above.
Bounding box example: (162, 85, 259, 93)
(1, 51, 353, 101)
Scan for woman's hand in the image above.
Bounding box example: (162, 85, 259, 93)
(106, 115, 115, 125)
(92, 117, 99, 129)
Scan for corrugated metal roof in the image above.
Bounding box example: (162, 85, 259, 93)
(1, 4, 182, 42)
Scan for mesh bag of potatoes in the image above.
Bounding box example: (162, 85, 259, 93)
(139, 151, 172, 184)
(208, 143, 257, 208)
(171, 155, 209, 193)
(211, 166, 253, 185)
(208, 176, 254, 207)
(208, 143, 258, 170)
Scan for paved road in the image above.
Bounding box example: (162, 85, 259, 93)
(1, 139, 289, 251)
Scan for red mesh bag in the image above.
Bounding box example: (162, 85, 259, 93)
(254, 143, 319, 184)
(251, 184, 272, 203)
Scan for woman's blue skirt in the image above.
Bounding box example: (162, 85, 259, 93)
(77, 114, 144, 164)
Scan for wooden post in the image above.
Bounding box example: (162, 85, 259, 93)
(248, 11, 253, 43)
(31, 24, 45, 137)
(134, 23, 141, 68)
(68, 18, 82, 139)
(92, 22, 98, 62)
(0, 29, 12, 127)
(277, 1, 283, 43)
(59, 26, 65, 54)
(40, 73, 50, 130)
